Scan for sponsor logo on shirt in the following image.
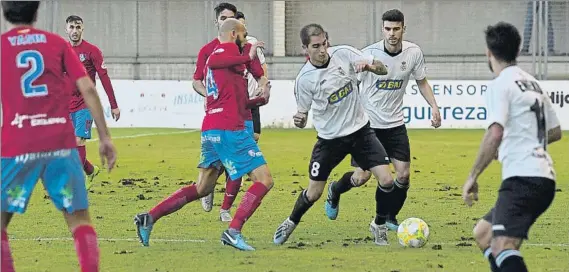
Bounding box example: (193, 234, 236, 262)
(375, 79, 403, 91)
(79, 53, 86, 62)
(327, 82, 354, 104)
(10, 113, 66, 129)
(248, 150, 263, 157)
(14, 149, 72, 164)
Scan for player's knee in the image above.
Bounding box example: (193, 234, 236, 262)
(63, 209, 92, 232)
(370, 165, 394, 187)
(473, 220, 492, 250)
(75, 137, 86, 146)
(254, 133, 260, 142)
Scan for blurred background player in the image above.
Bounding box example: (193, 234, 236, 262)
(191, 3, 269, 221)
(65, 15, 121, 190)
(273, 24, 395, 246)
(1, 1, 117, 271)
(215, 10, 270, 222)
(326, 9, 441, 232)
(134, 18, 272, 251)
(465, 22, 561, 272)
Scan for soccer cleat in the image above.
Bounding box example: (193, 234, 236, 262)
(324, 181, 339, 220)
(201, 192, 214, 212)
(219, 209, 233, 222)
(134, 212, 154, 247)
(369, 221, 389, 246)
(85, 165, 101, 190)
(386, 217, 399, 231)
(221, 230, 255, 251)
(273, 218, 297, 245)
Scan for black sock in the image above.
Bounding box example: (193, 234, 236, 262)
(289, 190, 314, 225)
(390, 179, 409, 220)
(483, 247, 499, 272)
(374, 184, 394, 225)
(332, 171, 355, 195)
(496, 249, 528, 272)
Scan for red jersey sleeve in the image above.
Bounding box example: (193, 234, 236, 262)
(207, 44, 250, 69)
(243, 43, 264, 79)
(91, 44, 118, 109)
(193, 46, 208, 81)
(63, 42, 88, 82)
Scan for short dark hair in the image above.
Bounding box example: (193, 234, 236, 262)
(65, 15, 83, 24)
(382, 9, 404, 24)
(235, 11, 245, 20)
(485, 22, 521, 63)
(300, 23, 327, 46)
(2, 1, 40, 25)
(214, 3, 237, 18)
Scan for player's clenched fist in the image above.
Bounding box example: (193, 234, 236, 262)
(293, 112, 308, 128)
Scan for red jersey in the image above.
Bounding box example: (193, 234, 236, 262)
(201, 43, 253, 131)
(194, 38, 264, 121)
(69, 40, 118, 112)
(1, 27, 87, 157)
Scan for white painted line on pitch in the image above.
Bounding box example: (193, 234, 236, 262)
(9, 237, 569, 247)
(87, 130, 198, 142)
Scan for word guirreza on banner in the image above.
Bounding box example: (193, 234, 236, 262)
(95, 80, 569, 130)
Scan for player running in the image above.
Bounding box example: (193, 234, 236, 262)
(214, 10, 269, 222)
(464, 22, 561, 272)
(273, 24, 396, 246)
(191, 3, 269, 221)
(325, 9, 441, 232)
(134, 19, 272, 251)
(1, 2, 117, 271)
(65, 15, 120, 190)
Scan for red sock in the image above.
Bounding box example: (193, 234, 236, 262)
(72, 225, 99, 272)
(77, 146, 94, 174)
(149, 185, 198, 222)
(229, 182, 269, 231)
(1, 229, 15, 272)
(221, 177, 242, 210)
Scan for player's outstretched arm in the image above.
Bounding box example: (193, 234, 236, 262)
(207, 53, 251, 69)
(247, 81, 271, 108)
(364, 59, 388, 75)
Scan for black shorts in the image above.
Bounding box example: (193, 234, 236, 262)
(250, 107, 261, 134)
(350, 124, 410, 167)
(308, 123, 390, 181)
(481, 176, 555, 239)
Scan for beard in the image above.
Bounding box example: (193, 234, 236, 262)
(235, 38, 244, 54)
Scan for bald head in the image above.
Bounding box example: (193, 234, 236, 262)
(218, 18, 245, 40)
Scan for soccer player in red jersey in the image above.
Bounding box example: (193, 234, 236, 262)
(65, 15, 120, 190)
(1, 2, 116, 271)
(135, 18, 272, 251)
(191, 3, 269, 222)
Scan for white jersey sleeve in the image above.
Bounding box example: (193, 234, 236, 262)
(247, 36, 266, 65)
(411, 48, 427, 80)
(485, 82, 510, 129)
(294, 72, 313, 113)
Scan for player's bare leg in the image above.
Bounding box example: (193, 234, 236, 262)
(491, 236, 525, 272)
(274, 180, 326, 245)
(77, 137, 100, 190)
(388, 158, 410, 229)
(221, 165, 272, 251)
(134, 167, 219, 246)
(473, 219, 498, 272)
(1, 212, 15, 272)
(63, 209, 100, 272)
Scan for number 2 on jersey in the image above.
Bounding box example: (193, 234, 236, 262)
(205, 68, 219, 100)
(16, 50, 48, 97)
(515, 80, 547, 149)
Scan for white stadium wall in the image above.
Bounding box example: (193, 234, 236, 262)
(96, 80, 569, 130)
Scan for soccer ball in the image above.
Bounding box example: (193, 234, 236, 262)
(396, 217, 430, 248)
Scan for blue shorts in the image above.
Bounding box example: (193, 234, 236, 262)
(70, 108, 93, 139)
(244, 120, 254, 136)
(1, 149, 88, 214)
(198, 129, 266, 180)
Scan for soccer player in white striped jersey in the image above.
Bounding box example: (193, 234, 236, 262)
(273, 24, 397, 246)
(465, 22, 561, 272)
(325, 9, 442, 232)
